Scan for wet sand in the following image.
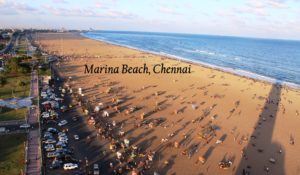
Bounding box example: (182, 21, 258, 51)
(37, 32, 300, 175)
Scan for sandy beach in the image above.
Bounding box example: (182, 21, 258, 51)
(36, 32, 300, 175)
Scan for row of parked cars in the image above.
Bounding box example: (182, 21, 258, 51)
(42, 126, 79, 170)
(40, 82, 80, 172)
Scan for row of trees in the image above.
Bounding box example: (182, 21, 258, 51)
(0, 75, 26, 88)
(4, 56, 31, 74)
(0, 56, 31, 87)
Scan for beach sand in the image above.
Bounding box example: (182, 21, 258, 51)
(37, 32, 300, 175)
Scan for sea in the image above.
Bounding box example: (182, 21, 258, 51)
(81, 31, 300, 88)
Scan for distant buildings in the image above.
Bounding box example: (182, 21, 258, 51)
(0, 30, 12, 39)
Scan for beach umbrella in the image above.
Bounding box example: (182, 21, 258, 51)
(94, 106, 100, 112)
(124, 139, 130, 147)
(102, 110, 109, 117)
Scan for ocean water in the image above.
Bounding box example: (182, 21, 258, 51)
(81, 31, 300, 88)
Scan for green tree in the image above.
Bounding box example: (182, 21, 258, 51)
(18, 80, 26, 87)
(18, 80, 26, 96)
(34, 51, 42, 58)
(0, 75, 7, 87)
(6, 57, 21, 74)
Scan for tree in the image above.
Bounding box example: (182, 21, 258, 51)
(34, 50, 42, 58)
(0, 75, 7, 87)
(6, 57, 21, 74)
(18, 80, 26, 96)
(18, 80, 26, 87)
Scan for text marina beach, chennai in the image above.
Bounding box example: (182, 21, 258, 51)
(84, 63, 192, 75)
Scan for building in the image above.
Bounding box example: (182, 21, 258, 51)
(1, 32, 11, 39)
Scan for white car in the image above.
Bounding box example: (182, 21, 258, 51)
(58, 120, 68, 126)
(56, 141, 67, 148)
(93, 164, 100, 175)
(63, 163, 78, 170)
(59, 137, 68, 142)
(47, 152, 59, 158)
(43, 139, 56, 144)
(58, 132, 66, 137)
(73, 135, 79, 140)
(20, 123, 31, 129)
(47, 127, 58, 133)
(44, 144, 54, 149)
(41, 112, 50, 119)
(58, 135, 68, 139)
(58, 139, 68, 144)
(45, 146, 55, 152)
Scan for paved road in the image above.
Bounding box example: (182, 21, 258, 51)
(0, 32, 18, 55)
(26, 71, 41, 175)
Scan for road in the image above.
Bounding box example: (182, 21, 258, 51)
(26, 71, 41, 175)
(0, 32, 18, 55)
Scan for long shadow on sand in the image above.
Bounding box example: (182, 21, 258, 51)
(236, 84, 285, 175)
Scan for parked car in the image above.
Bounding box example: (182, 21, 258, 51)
(58, 135, 68, 139)
(47, 152, 59, 158)
(58, 140, 68, 144)
(50, 160, 63, 169)
(58, 120, 68, 126)
(56, 141, 67, 148)
(63, 163, 78, 170)
(73, 135, 79, 140)
(43, 139, 56, 144)
(58, 135, 68, 140)
(44, 144, 55, 152)
(93, 163, 100, 175)
(46, 147, 55, 152)
(20, 123, 31, 129)
(0, 127, 8, 133)
(43, 132, 54, 139)
(44, 144, 54, 149)
(58, 132, 67, 137)
(72, 116, 78, 121)
(41, 112, 50, 119)
(47, 127, 58, 133)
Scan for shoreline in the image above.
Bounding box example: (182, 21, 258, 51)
(80, 32, 300, 91)
(36, 32, 300, 175)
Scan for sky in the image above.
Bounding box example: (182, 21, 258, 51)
(0, 0, 300, 40)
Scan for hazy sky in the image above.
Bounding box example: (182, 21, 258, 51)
(0, 0, 300, 40)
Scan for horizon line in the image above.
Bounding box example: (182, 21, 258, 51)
(85, 29, 300, 42)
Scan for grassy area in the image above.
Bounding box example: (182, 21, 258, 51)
(0, 74, 31, 99)
(16, 49, 27, 55)
(38, 67, 51, 76)
(0, 134, 26, 175)
(32, 97, 38, 106)
(0, 107, 27, 121)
